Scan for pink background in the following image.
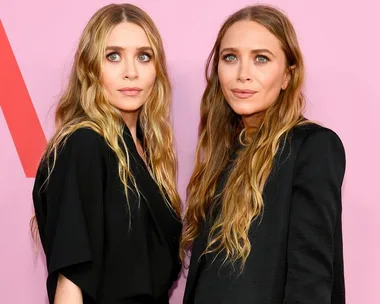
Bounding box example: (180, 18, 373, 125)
(0, 0, 379, 303)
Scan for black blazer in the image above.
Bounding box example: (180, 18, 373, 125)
(184, 124, 346, 304)
(33, 127, 182, 304)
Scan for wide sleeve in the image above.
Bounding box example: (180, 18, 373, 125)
(283, 128, 346, 304)
(33, 128, 106, 303)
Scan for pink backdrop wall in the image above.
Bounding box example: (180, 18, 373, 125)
(1, 0, 379, 303)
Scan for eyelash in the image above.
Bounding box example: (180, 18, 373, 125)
(255, 55, 270, 63)
(105, 52, 153, 63)
(138, 52, 152, 62)
(222, 53, 237, 62)
(222, 53, 270, 64)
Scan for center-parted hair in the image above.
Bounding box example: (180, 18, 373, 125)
(181, 5, 309, 270)
(32, 3, 181, 239)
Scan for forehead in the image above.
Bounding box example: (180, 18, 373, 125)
(221, 20, 283, 53)
(106, 21, 151, 47)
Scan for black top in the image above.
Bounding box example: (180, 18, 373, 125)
(33, 127, 182, 304)
(184, 124, 346, 304)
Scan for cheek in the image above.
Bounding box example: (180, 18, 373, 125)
(258, 74, 283, 109)
(141, 65, 156, 89)
(101, 65, 118, 91)
(218, 63, 235, 92)
(259, 67, 284, 94)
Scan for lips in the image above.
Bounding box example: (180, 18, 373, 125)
(118, 87, 142, 97)
(231, 88, 257, 99)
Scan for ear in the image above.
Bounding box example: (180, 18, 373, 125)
(281, 65, 295, 90)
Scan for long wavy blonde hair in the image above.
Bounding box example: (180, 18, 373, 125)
(181, 5, 309, 269)
(31, 3, 181, 240)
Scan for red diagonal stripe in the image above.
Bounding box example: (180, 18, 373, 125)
(0, 20, 47, 178)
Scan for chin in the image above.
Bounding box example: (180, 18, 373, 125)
(119, 106, 144, 113)
(114, 101, 145, 113)
(229, 104, 258, 116)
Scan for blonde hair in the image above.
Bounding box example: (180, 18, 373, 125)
(181, 5, 309, 270)
(32, 3, 181, 241)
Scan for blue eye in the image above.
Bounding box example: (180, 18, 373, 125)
(223, 54, 237, 62)
(138, 53, 151, 62)
(255, 55, 269, 63)
(107, 52, 121, 62)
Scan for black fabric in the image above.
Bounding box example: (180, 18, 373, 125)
(33, 127, 182, 304)
(184, 124, 346, 304)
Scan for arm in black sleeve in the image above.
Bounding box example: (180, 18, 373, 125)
(283, 128, 346, 304)
(33, 128, 106, 303)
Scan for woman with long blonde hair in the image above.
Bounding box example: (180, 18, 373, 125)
(182, 5, 345, 304)
(32, 4, 182, 304)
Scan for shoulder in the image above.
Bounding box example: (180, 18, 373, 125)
(291, 122, 341, 141)
(63, 128, 105, 150)
(41, 128, 107, 175)
(55, 127, 109, 161)
(290, 122, 346, 179)
(290, 122, 345, 155)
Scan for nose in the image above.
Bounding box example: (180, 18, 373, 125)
(237, 60, 253, 83)
(123, 57, 138, 80)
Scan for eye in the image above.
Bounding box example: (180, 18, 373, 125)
(222, 53, 237, 62)
(106, 52, 121, 62)
(138, 53, 152, 62)
(255, 55, 269, 64)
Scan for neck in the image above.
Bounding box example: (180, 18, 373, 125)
(121, 110, 139, 142)
(241, 111, 265, 131)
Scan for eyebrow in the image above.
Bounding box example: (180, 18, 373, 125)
(220, 47, 276, 57)
(105, 46, 153, 53)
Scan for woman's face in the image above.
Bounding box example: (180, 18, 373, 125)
(101, 21, 156, 116)
(218, 20, 291, 126)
